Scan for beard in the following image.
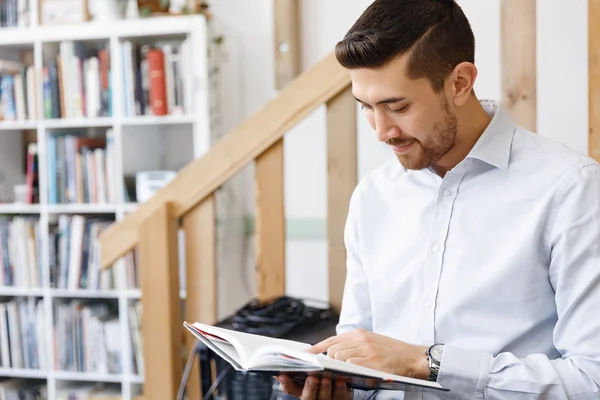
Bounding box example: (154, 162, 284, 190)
(389, 98, 458, 170)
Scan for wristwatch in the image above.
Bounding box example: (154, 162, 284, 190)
(426, 343, 444, 382)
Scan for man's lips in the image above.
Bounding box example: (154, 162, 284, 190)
(390, 142, 414, 154)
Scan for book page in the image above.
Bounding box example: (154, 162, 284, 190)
(188, 322, 312, 368)
(184, 322, 244, 369)
(248, 344, 321, 371)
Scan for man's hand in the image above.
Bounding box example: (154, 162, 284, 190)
(277, 375, 353, 400)
(308, 329, 430, 379)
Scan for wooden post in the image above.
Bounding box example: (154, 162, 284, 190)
(274, 0, 301, 90)
(327, 86, 357, 312)
(182, 196, 218, 399)
(590, 0, 600, 162)
(251, 0, 301, 302)
(501, 0, 537, 131)
(138, 203, 182, 400)
(255, 140, 286, 301)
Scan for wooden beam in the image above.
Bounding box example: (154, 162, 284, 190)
(255, 139, 285, 301)
(327, 86, 357, 313)
(100, 52, 350, 269)
(501, 0, 536, 131)
(256, 0, 301, 302)
(182, 196, 217, 399)
(590, 0, 600, 162)
(274, 0, 301, 90)
(138, 203, 182, 400)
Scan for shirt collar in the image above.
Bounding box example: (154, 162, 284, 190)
(466, 100, 515, 171)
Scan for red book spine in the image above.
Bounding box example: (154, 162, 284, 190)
(98, 49, 109, 91)
(147, 49, 167, 116)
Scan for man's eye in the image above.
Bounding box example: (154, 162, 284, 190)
(390, 105, 409, 114)
(361, 104, 373, 111)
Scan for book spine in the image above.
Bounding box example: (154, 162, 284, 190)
(59, 42, 71, 119)
(147, 49, 167, 116)
(57, 55, 65, 118)
(140, 45, 150, 115)
(162, 44, 174, 114)
(48, 136, 56, 204)
(26, 65, 35, 120)
(49, 62, 60, 119)
(98, 48, 110, 117)
(42, 68, 51, 119)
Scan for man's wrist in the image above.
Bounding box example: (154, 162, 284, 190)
(411, 345, 431, 380)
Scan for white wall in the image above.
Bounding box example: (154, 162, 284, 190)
(536, 0, 588, 155)
(207, 0, 590, 316)
(208, 0, 275, 318)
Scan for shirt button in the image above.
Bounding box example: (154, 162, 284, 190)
(432, 245, 439, 252)
(424, 302, 432, 308)
(443, 189, 451, 197)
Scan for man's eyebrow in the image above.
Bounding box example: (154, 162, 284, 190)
(352, 95, 407, 105)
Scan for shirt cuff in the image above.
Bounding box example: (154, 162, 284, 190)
(437, 344, 492, 399)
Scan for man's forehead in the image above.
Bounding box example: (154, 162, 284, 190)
(351, 76, 412, 105)
(350, 68, 431, 104)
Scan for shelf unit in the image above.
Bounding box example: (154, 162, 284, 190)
(0, 7, 223, 400)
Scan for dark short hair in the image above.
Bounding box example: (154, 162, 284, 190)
(335, 0, 475, 92)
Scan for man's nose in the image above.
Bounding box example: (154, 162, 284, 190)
(374, 111, 399, 143)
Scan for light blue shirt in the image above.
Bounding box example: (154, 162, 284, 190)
(339, 100, 600, 399)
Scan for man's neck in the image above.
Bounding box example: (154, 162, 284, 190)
(432, 96, 493, 177)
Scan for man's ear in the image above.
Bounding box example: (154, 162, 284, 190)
(450, 62, 477, 106)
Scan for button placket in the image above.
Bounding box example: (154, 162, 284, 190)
(421, 169, 468, 343)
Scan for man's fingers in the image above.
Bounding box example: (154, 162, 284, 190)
(318, 377, 332, 399)
(308, 337, 336, 354)
(277, 374, 303, 397)
(333, 378, 353, 400)
(308, 331, 356, 354)
(327, 342, 362, 360)
(301, 376, 320, 400)
(329, 347, 367, 361)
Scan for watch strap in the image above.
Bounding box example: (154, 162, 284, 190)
(426, 344, 444, 382)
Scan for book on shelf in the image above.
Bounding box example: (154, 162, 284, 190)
(47, 129, 116, 205)
(54, 300, 121, 374)
(128, 300, 143, 376)
(44, 41, 111, 119)
(0, 57, 36, 122)
(0, 379, 47, 400)
(0, 0, 31, 28)
(49, 215, 116, 290)
(57, 384, 122, 400)
(0, 298, 45, 370)
(25, 142, 39, 204)
(122, 249, 139, 290)
(183, 322, 448, 394)
(0, 216, 42, 288)
(121, 39, 188, 117)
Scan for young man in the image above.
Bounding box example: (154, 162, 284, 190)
(279, 0, 600, 399)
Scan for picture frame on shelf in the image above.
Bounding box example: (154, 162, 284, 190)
(40, 0, 90, 25)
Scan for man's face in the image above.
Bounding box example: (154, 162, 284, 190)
(350, 54, 458, 170)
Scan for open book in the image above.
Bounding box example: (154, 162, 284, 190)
(183, 321, 448, 393)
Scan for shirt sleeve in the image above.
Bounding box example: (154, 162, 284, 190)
(336, 183, 374, 334)
(437, 164, 600, 398)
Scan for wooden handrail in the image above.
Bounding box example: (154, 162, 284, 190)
(99, 51, 351, 268)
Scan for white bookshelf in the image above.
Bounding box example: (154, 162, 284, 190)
(0, 4, 223, 399)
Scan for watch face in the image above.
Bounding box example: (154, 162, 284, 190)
(430, 344, 444, 362)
